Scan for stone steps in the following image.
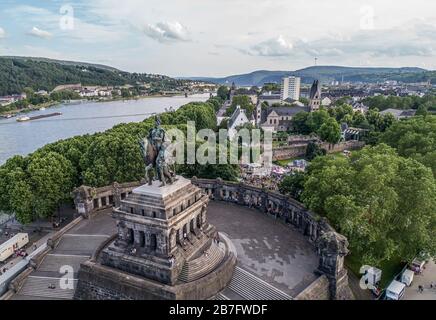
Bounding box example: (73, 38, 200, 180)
(18, 276, 77, 300)
(38, 254, 88, 274)
(52, 235, 109, 255)
(227, 267, 293, 300)
(179, 243, 224, 283)
(211, 293, 230, 300)
(180, 233, 206, 259)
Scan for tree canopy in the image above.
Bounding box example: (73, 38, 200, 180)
(380, 116, 436, 176)
(301, 144, 436, 265)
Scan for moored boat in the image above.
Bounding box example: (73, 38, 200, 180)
(16, 116, 31, 122)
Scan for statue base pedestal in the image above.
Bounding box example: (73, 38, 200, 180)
(74, 176, 237, 300)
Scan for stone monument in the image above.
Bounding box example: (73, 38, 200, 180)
(74, 117, 236, 300)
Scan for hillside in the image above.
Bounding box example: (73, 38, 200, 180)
(0, 56, 185, 96)
(184, 66, 431, 86)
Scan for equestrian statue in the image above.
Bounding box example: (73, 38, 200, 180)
(138, 116, 176, 187)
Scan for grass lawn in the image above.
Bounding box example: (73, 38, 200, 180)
(345, 254, 406, 289)
(273, 157, 302, 167)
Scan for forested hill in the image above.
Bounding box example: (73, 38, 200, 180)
(0, 56, 184, 96)
(184, 66, 433, 86)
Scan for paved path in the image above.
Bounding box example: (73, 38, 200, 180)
(404, 259, 436, 300)
(207, 201, 318, 297)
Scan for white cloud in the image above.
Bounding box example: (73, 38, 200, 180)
(144, 21, 190, 43)
(28, 27, 52, 39)
(243, 20, 436, 60)
(0, 27, 5, 38)
(246, 35, 294, 56)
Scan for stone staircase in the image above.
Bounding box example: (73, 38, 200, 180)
(16, 276, 77, 300)
(37, 254, 88, 274)
(211, 293, 230, 300)
(226, 267, 293, 300)
(178, 243, 225, 283)
(180, 233, 208, 260)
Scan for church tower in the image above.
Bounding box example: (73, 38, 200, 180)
(309, 80, 322, 112)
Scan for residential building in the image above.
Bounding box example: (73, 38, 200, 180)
(281, 76, 301, 101)
(258, 92, 282, 106)
(321, 97, 332, 107)
(380, 109, 416, 120)
(258, 106, 310, 132)
(227, 105, 250, 139)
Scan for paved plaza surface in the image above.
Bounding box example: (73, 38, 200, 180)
(404, 259, 436, 300)
(207, 201, 319, 297)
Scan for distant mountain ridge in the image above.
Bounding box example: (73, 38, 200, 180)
(182, 66, 431, 86)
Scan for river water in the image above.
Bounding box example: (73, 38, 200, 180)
(0, 94, 209, 165)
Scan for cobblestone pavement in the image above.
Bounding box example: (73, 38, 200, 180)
(207, 201, 318, 297)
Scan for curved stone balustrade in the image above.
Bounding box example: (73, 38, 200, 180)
(72, 178, 354, 300)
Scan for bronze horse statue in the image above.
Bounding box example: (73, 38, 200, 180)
(138, 135, 157, 185)
(138, 135, 176, 186)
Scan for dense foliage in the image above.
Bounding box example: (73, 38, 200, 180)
(301, 144, 436, 265)
(380, 116, 436, 176)
(0, 57, 188, 96)
(363, 95, 436, 112)
(278, 172, 305, 201)
(225, 95, 255, 116)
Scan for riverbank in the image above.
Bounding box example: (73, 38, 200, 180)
(0, 92, 202, 117)
(0, 94, 210, 165)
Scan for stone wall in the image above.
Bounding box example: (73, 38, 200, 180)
(272, 140, 365, 161)
(294, 275, 330, 300)
(73, 178, 354, 300)
(74, 243, 237, 300)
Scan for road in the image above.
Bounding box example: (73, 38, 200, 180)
(404, 259, 436, 300)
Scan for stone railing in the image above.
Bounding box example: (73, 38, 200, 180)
(72, 178, 353, 300)
(72, 181, 142, 218)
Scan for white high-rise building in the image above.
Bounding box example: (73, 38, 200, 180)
(281, 76, 301, 101)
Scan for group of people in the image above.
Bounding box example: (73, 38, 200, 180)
(418, 282, 436, 293)
(240, 172, 283, 191)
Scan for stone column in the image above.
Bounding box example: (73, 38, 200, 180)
(215, 178, 223, 201)
(260, 192, 268, 213)
(113, 182, 121, 207)
(316, 231, 354, 300)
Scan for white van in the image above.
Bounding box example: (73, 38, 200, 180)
(385, 280, 406, 300)
(401, 269, 414, 286)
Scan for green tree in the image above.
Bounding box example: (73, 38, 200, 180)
(380, 116, 436, 176)
(81, 132, 144, 187)
(306, 109, 330, 133)
(226, 95, 254, 116)
(317, 118, 341, 144)
(302, 144, 436, 265)
(305, 142, 327, 161)
(291, 112, 310, 134)
(217, 86, 229, 101)
(279, 172, 306, 201)
(27, 152, 74, 220)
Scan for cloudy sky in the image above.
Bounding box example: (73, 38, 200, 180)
(0, 0, 436, 77)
